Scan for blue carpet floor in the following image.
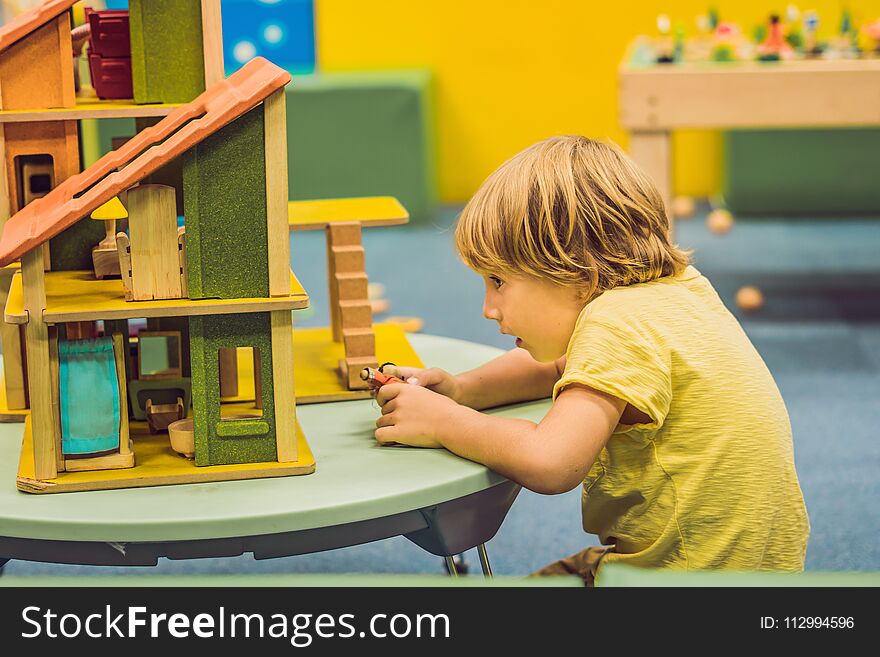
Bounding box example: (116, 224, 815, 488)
(5, 204, 879, 576)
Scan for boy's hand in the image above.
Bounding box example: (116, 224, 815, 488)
(380, 365, 462, 403)
(374, 383, 464, 448)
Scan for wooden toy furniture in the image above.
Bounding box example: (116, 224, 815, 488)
(0, 262, 24, 418)
(89, 195, 126, 279)
(145, 397, 186, 434)
(0, 56, 313, 493)
(85, 7, 133, 100)
(287, 195, 423, 402)
(118, 184, 183, 301)
(619, 39, 880, 226)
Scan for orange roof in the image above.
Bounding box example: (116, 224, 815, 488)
(0, 57, 291, 267)
(0, 0, 78, 53)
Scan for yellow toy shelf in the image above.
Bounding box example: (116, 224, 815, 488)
(288, 197, 409, 231)
(0, 88, 181, 123)
(4, 269, 309, 325)
(16, 412, 315, 494)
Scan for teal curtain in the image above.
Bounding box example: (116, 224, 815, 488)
(58, 338, 120, 455)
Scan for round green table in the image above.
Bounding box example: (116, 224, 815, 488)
(0, 334, 552, 575)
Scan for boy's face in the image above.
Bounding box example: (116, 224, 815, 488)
(482, 272, 585, 362)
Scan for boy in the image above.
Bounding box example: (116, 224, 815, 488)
(374, 136, 809, 584)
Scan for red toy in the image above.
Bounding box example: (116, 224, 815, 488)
(360, 367, 407, 389)
(85, 7, 132, 99)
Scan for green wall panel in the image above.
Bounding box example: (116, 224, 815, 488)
(287, 70, 437, 223)
(183, 105, 269, 300)
(129, 0, 206, 105)
(189, 312, 276, 467)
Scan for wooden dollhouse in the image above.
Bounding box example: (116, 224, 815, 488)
(0, 0, 422, 493)
(0, 54, 313, 493)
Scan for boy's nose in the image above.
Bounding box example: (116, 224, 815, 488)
(482, 300, 500, 321)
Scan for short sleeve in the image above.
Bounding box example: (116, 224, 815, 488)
(553, 312, 672, 431)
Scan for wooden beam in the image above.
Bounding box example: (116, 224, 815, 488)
(0, 126, 9, 227)
(0, 317, 26, 408)
(263, 88, 290, 297)
(112, 332, 131, 457)
(4, 269, 309, 325)
(47, 326, 63, 472)
(0, 101, 180, 124)
(1, 265, 26, 409)
(200, 0, 225, 88)
(270, 310, 296, 462)
(619, 60, 880, 130)
(628, 131, 672, 226)
(22, 248, 57, 480)
(54, 13, 76, 108)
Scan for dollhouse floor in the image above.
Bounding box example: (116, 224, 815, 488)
(16, 410, 315, 494)
(4, 321, 419, 492)
(292, 323, 423, 403)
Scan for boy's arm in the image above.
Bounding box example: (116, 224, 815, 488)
(375, 382, 624, 495)
(455, 348, 566, 410)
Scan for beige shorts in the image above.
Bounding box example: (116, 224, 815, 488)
(531, 546, 610, 587)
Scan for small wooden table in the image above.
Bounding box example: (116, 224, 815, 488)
(619, 39, 880, 221)
(288, 196, 415, 400)
(0, 334, 547, 576)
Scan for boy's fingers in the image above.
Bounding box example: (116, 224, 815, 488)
(420, 368, 449, 387)
(383, 365, 418, 379)
(374, 426, 397, 444)
(375, 383, 404, 406)
(380, 399, 397, 415)
(375, 412, 395, 428)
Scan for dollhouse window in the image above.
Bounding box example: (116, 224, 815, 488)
(15, 154, 54, 209)
(219, 346, 263, 419)
(137, 331, 183, 380)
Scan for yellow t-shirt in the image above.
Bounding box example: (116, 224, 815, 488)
(553, 266, 809, 575)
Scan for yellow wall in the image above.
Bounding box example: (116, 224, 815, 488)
(316, 1, 880, 203)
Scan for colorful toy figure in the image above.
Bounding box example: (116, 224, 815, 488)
(783, 4, 804, 51)
(827, 7, 860, 58)
(673, 23, 686, 62)
(859, 18, 880, 54)
(711, 21, 744, 62)
(655, 14, 675, 63)
(757, 14, 793, 60)
(803, 10, 821, 56)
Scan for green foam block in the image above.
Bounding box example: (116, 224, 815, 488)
(129, 0, 206, 105)
(183, 105, 269, 300)
(723, 128, 880, 216)
(189, 312, 277, 467)
(287, 70, 437, 223)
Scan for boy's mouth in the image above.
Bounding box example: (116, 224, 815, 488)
(515, 337, 523, 347)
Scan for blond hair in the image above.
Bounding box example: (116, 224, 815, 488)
(454, 135, 689, 300)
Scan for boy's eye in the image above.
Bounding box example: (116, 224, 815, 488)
(489, 276, 503, 289)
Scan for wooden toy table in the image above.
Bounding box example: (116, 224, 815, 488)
(0, 334, 547, 576)
(619, 41, 880, 223)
